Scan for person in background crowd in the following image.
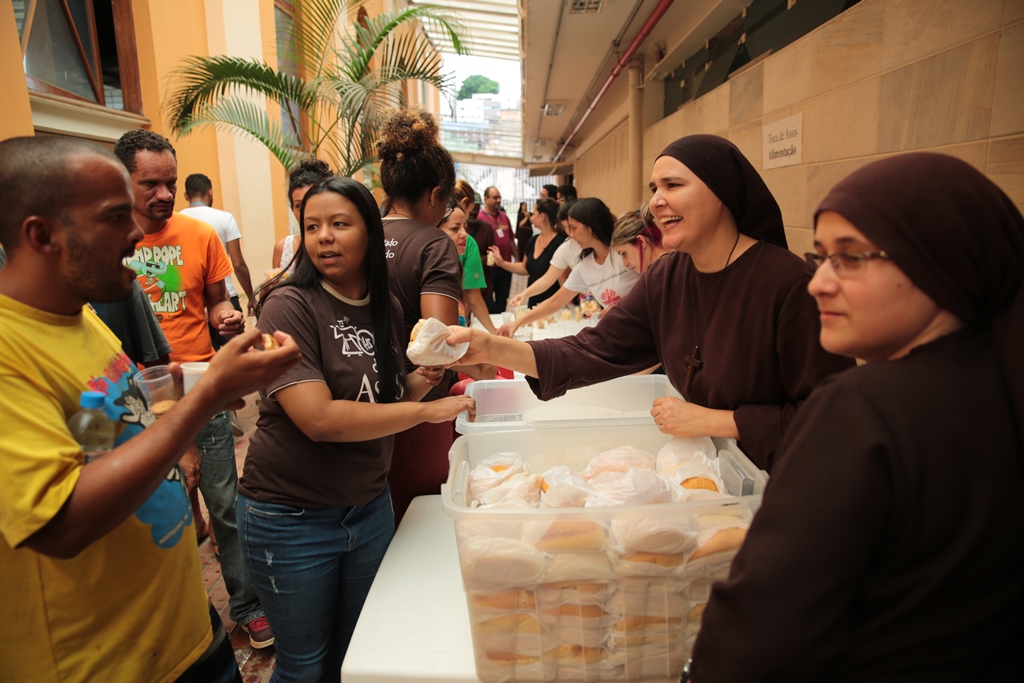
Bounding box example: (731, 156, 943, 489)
(611, 203, 673, 275)
(556, 183, 578, 204)
(515, 201, 533, 257)
(454, 179, 494, 303)
(490, 198, 567, 309)
(438, 198, 498, 334)
(181, 173, 255, 438)
(540, 183, 558, 200)
(272, 159, 335, 274)
(376, 108, 464, 525)
(508, 199, 581, 309)
(496, 197, 638, 335)
(450, 134, 854, 471)
(240, 177, 472, 682)
(181, 173, 256, 327)
(114, 129, 275, 649)
(478, 186, 517, 313)
(0, 135, 299, 683)
(690, 152, 1024, 682)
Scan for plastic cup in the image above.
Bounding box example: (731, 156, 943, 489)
(181, 362, 211, 395)
(501, 312, 514, 325)
(134, 366, 178, 417)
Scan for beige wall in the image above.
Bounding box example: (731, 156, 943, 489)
(575, 121, 634, 216)
(0, 3, 34, 140)
(573, 0, 1024, 257)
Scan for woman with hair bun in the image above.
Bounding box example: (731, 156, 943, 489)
(376, 109, 464, 525)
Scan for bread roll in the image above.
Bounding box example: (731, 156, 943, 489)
(535, 521, 606, 551)
(681, 476, 719, 491)
(260, 332, 280, 350)
(690, 526, 747, 560)
(620, 551, 684, 568)
(409, 318, 426, 342)
(472, 589, 536, 612)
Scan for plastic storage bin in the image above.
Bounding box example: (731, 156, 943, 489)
(441, 424, 767, 682)
(456, 376, 683, 434)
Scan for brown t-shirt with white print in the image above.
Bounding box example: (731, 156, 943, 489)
(239, 282, 406, 509)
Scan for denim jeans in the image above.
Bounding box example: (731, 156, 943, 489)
(196, 410, 263, 626)
(237, 487, 395, 683)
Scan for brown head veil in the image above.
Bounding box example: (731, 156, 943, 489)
(658, 134, 787, 248)
(815, 152, 1024, 442)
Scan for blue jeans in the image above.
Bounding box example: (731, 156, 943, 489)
(196, 410, 263, 626)
(237, 487, 395, 683)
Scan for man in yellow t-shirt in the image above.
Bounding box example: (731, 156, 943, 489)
(0, 137, 300, 682)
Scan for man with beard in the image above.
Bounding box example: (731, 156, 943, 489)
(113, 130, 274, 649)
(0, 136, 299, 681)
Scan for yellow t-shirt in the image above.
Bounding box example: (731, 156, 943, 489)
(0, 294, 211, 683)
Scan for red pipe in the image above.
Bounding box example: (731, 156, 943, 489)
(553, 0, 675, 163)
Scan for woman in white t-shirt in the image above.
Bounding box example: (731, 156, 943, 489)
(497, 198, 638, 337)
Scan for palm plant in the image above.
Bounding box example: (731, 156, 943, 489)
(163, 0, 466, 177)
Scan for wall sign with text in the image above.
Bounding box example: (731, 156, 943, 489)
(763, 114, 803, 169)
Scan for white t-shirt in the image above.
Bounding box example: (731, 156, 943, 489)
(550, 238, 583, 270)
(564, 248, 639, 308)
(180, 205, 242, 297)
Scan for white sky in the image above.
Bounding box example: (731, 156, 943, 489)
(442, 53, 521, 101)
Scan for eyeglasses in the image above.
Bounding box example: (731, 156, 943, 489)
(804, 250, 892, 278)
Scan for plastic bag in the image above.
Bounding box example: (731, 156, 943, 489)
(406, 317, 469, 366)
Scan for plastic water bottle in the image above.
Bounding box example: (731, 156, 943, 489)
(68, 391, 116, 463)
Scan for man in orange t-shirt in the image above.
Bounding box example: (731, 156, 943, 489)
(115, 130, 274, 649)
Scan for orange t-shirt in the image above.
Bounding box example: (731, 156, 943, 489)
(124, 212, 234, 362)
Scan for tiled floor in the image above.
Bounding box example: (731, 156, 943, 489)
(197, 395, 277, 682)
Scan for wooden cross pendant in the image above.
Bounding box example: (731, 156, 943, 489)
(683, 346, 703, 393)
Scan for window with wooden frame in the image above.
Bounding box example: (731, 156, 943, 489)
(274, 0, 303, 148)
(14, 0, 142, 114)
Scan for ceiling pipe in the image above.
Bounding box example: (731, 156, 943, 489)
(552, 0, 676, 164)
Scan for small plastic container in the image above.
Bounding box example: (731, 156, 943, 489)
(442, 423, 767, 683)
(456, 375, 682, 434)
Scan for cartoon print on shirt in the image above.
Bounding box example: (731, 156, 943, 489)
(330, 318, 377, 357)
(125, 244, 186, 317)
(87, 351, 193, 549)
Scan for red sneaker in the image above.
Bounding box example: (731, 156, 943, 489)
(240, 615, 275, 649)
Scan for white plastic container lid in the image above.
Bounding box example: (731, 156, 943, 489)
(456, 375, 682, 434)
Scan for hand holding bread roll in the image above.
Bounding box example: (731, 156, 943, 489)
(406, 317, 469, 366)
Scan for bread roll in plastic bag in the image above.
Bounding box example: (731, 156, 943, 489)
(586, 468, 674, 507)
(475, 473, 543, 509)
(582, 446, 656, 480)
(539, 465, 595, 508)
(468, 453, 526, 505)
(406, 317, 468, 366)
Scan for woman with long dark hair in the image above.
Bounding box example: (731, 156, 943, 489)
(495, 197, 639, 336)
(489, 197, 567, 308)
(239, 178, 473, 681)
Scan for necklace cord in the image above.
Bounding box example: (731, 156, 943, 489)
(692, 230, 742, 352)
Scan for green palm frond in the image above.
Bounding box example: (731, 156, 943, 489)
(163, 0, 466, 179)
(176, 97, 305, 171)
(164, 56, 315, 135)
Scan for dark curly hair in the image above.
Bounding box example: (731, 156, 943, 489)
(114, 129, 176, 174)
(377, 109, 455, 207)
(287, 159, 333, 204)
